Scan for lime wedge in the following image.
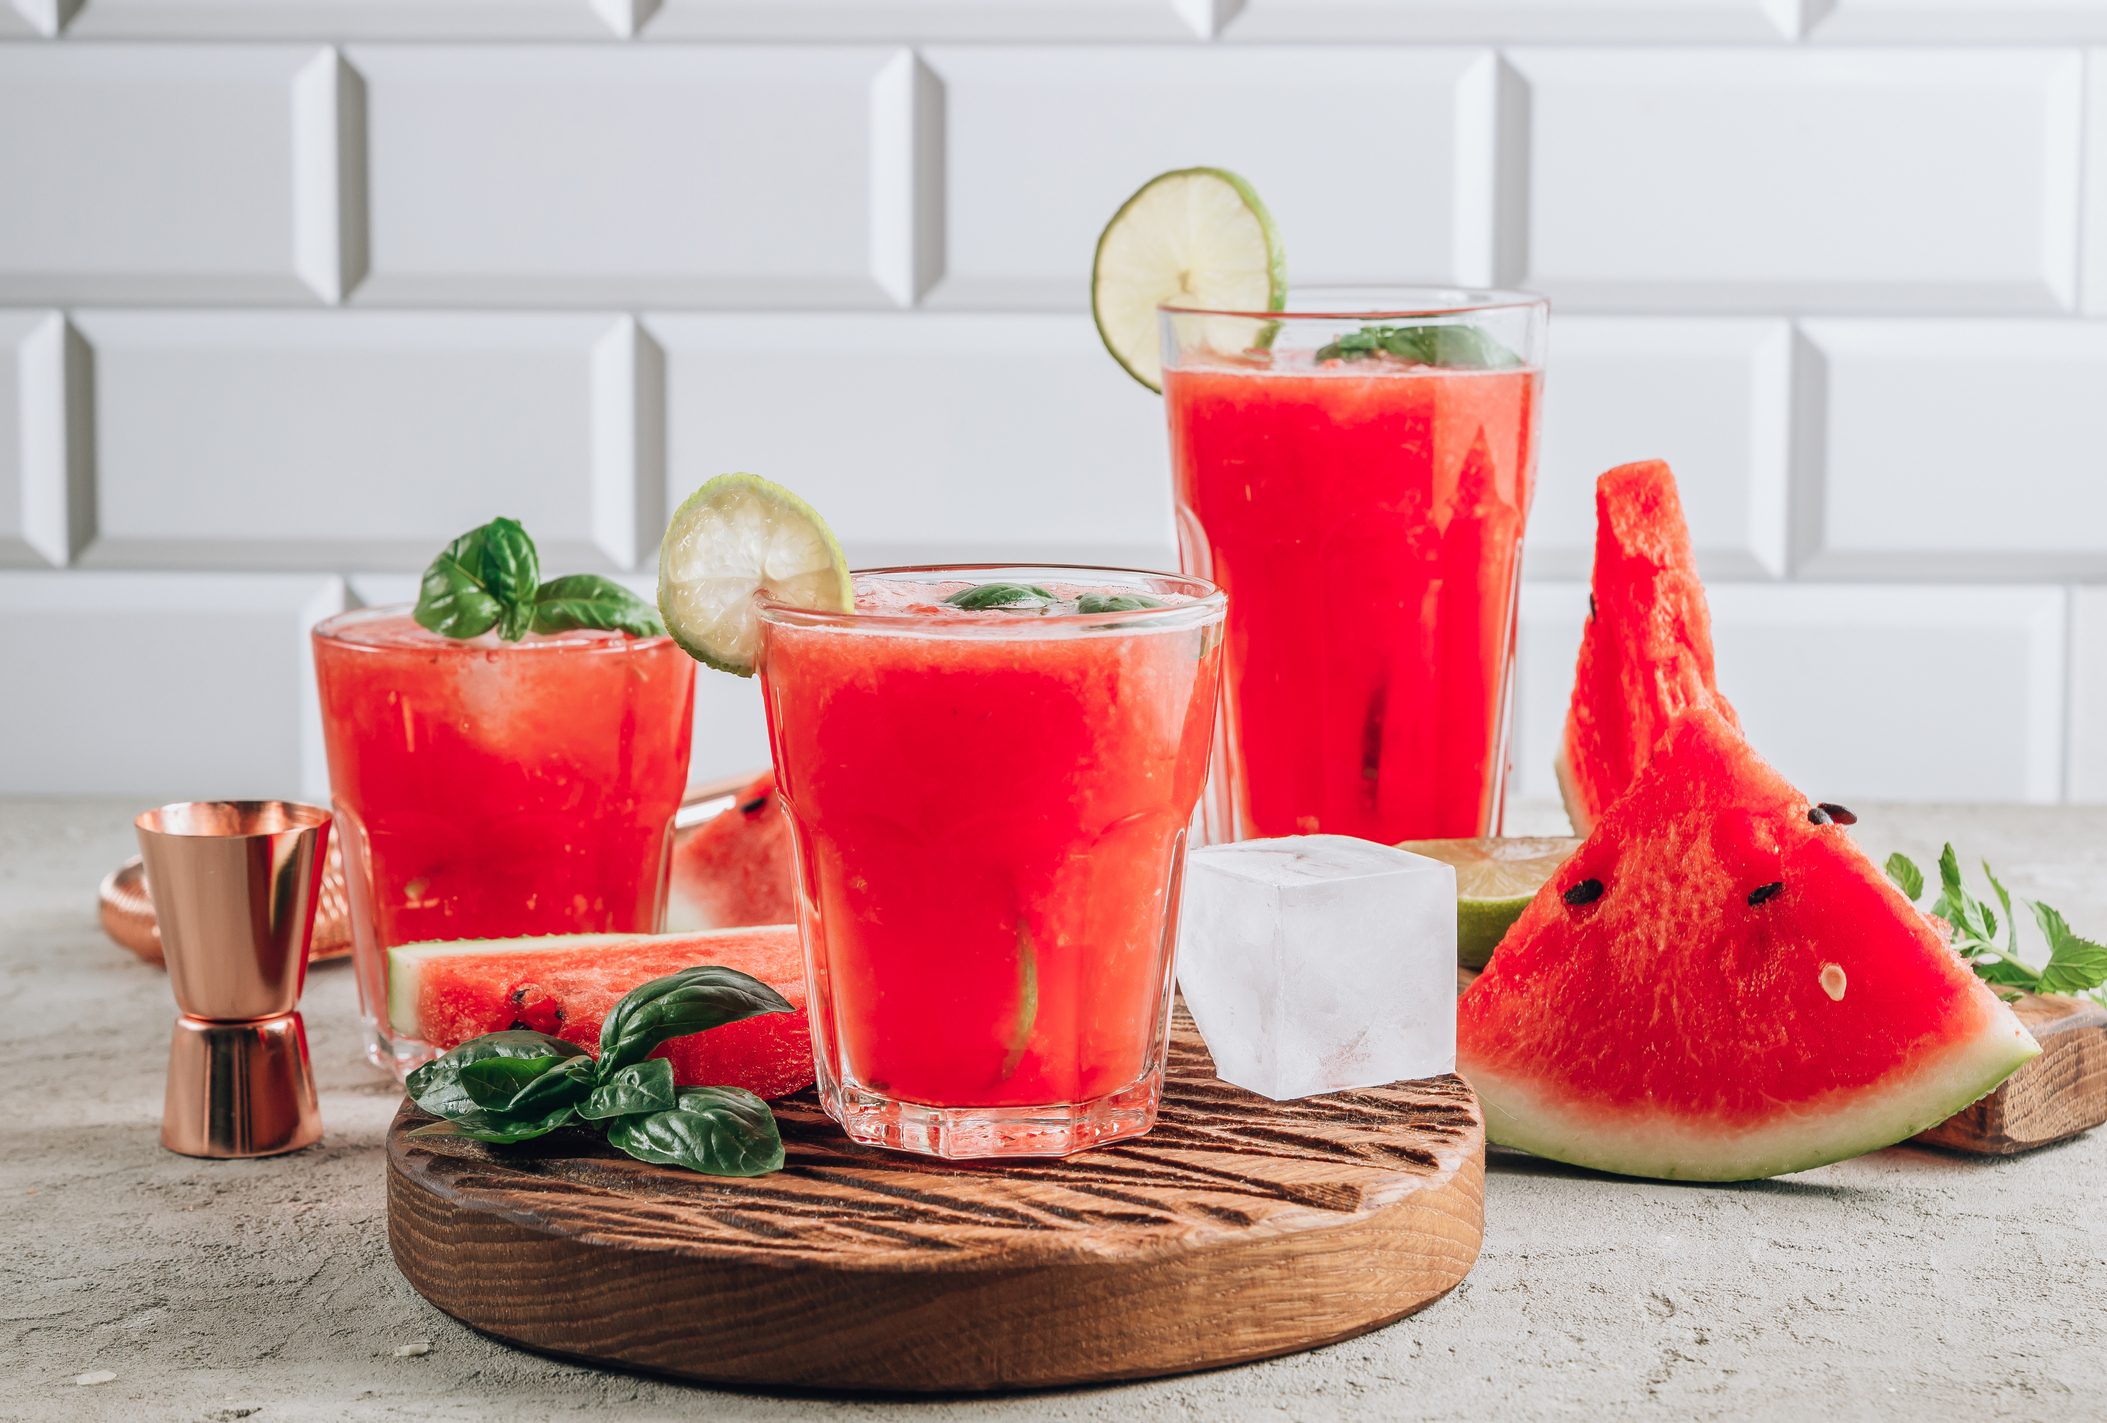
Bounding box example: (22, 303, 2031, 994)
(1400, 836, 1583, 970)
(1091, 166, 1287, 392)
(656, 473, 852, 677)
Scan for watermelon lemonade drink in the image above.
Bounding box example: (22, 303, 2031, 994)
(756, 567, 1225, 1158)
(1160, 290, 1546, 843)
(314, 522, 694, 1076)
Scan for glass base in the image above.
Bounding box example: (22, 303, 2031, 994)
(822, 1077, 1162, 1160)
(361, 1019, 435, 1082)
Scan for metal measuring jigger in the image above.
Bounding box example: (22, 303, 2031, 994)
(135, 800, 331, 1158)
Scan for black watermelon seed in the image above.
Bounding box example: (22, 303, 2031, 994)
(739, 794, 770, 815)
(1816, 802, 1857, 826)
(1588, 594, 1597, 620)
(1747, 882, 1784, 907)
(1563, 878, 1605, 906)
(1807, 806, 1832, 826)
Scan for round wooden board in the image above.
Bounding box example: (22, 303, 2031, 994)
(387, 1012, 1485, 1394)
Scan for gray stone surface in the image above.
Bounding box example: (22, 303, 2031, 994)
(4, 798, 2104, 1422)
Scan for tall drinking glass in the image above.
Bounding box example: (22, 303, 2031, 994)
(312, 608, 695, 1076)
(756, 567, 1225, 1159)
(1160, 288, 1547, 844)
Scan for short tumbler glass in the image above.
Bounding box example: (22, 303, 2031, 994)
(312, 607, 695, 1077)
(756, 566, 1226, 1158)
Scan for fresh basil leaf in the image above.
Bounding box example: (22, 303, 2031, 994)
(497, 597, 536, 644)
(406, 1030, 587, 1120)
(410, 1101, 579, 1145)
(1884, 853, 1925, 903)
(2033, 902, 2107, 995)
(414, 517, 540, 640)
(942, 583, 1055, 611)
(579, 1058, 678, 1121)
(531, 574, 666, 639)
(596, 966, 794, 1076)
(459, 1054, 566, 1110)
(604, 1087, 785, 1176)
(1076, 593, 1165, 614)
(1313, 323, 1520, 370)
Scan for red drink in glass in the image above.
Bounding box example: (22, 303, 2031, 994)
(757, 568, 1224, 1158)
(312, 608, 695, 1075)
(1161, 290, 1546, 843)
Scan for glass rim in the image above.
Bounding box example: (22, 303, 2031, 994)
(311, 602, 676, 653)
(1157, 284, 1547, 322)
(754, 563, 1225, 636)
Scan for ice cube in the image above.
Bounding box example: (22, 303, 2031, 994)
(1176, 835, 1456, 1100)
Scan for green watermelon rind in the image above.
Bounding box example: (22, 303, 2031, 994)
(387, 927, 792, 1044)
(1468, 1014, 2039, 1182)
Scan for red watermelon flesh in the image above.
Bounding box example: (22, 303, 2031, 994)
(1463, 706, 2038, 1181)
(1557, 460, 1738, 834)
(389, 927, 813, 1100)
(668, 772, 798, 929)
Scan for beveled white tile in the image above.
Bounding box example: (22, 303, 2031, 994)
(921, 45, 1500, 308)
(1797, 320, 2107, 580)
(1531, 317, 1790, 582)
(646, 0, 1211, 39)
(1812, 0, 2107, 39)
(0, 312, 84, 568)
(1228, 0, 1798, 40)
(1509, 48, 2082, 311)
(2071, 588, 2107, 802)
(71, 0, 632, 38)
(0, 45, 351, 304)
(349, 45, 909, 308)
(650, 312, 1175, 568)
(0, 572, 344, 798)
(73, 311, 649, 572)
(1513, 582, 2067, 807)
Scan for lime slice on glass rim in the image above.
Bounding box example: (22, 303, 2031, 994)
(1091, 166, 1287, 392)
(656, 473, 853, 677)
(1400, 837, 1583, 970)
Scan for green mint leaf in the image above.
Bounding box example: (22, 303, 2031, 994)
(415, 517, 540, 641)
(1313, 324, 1520, 370)
(942, 582, 1056, 611)
(1981, 861, 2020, 955)
(1971, 954, 2043, 991)
(1076, 593, 1166, 614)
(531, 574, 666, 639)
(596, 965, 795, 1076)
(2032, 901, 2107, 995)
(405, 1030, 588, 1120)
(578, 1058, 678, 1122)
(605, 1086, 785, 1177)
(1884, 853, 1925, 903)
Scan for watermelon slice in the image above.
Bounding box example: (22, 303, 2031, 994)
(389, 927, 813, 1100)
(668, 772, 798, 930)
(1461, 707, 2039, 1181)
(1556, 460, 1738, 834)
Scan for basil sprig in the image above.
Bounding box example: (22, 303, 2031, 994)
(1313, 324, 1520, 370)
(943, 582, 1055, 611)
(414, 517, 666, 642)
(1076, 593, 1164, 614)
(404, 965, 794, 1176)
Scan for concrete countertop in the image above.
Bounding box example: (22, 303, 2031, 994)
(5, 798, 2104, 1422)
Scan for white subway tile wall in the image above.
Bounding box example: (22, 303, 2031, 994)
(0, 8, 2101, 805)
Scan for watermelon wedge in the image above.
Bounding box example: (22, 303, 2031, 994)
(389, 927, 813, 1099)
(1556, 460, 1738, 834)
(1462, 707, 2039, 1181)
(668, 771, 798, 930)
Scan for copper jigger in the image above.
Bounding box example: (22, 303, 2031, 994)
(135, 800, 331, 1159)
